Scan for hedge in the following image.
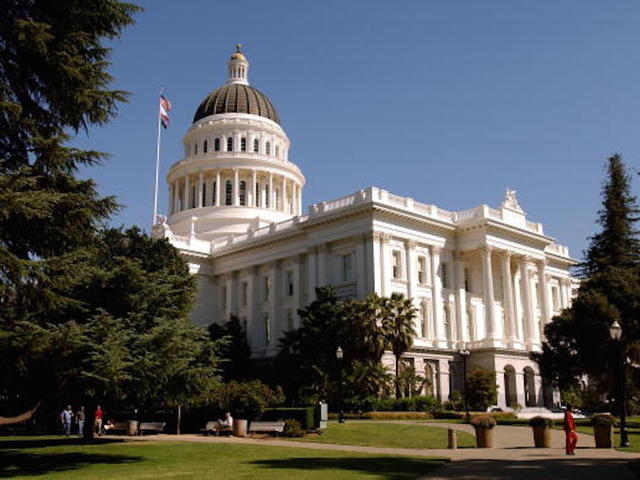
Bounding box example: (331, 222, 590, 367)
(261, 407, 316, 430)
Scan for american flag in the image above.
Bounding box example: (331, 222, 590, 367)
(159, 94, 172, 128)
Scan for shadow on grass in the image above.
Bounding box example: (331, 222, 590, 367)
(0, 437, 126, 450)
(250, 456, 448, 480)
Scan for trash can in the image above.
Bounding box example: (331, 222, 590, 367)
(127, 420, 139, 436)
(447, 428, 457, 449)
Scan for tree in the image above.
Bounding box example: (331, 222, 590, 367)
(0, 0, 141, 425)
(535, 155, 640, 403)
(378, 293, 417, 398)
(208, 314, 252, 381)
(466, 367, 498, 411)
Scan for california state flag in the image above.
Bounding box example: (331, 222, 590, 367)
(159, 94, 172, 129)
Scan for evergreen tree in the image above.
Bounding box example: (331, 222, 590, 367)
(535, 155, 640, 401)
(208, 314, 252, 381)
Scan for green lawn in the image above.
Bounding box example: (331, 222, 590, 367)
(0, 436, 447, 480)
(291, 422, 475, 449)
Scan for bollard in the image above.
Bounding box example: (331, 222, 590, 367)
(448, 428, 458, 449)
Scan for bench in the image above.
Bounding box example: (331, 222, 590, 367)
(201, 421, 232, 436)
(104, 422, 128, 434)
(248, 421, 285, 435)
(138, 422, 165, 435)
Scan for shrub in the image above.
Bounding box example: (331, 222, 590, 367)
(365, 411, 433, 420)
(529, 416, 554, 428)
(211, 380, 284, 421)
(283, 419, 305, 437)
(490, 412, 517, 421)
(433, 410, 466, 420)
(467, 367, 498, 411)
(262, 407, 316, 430)
(470, 415, 497, 429)
(591, 414, 616, 427)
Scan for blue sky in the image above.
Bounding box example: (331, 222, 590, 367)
(75, 1, 640, 259)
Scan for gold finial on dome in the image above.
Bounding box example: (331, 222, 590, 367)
(231, 43, 246, 61)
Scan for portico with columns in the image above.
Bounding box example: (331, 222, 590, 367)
(153, 47, 577, 410)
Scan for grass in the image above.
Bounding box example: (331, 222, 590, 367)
(290, 422, 475, 449)
(0, 436, 447, 480)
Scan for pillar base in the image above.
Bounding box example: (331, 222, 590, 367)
(480, 337, 504, 349)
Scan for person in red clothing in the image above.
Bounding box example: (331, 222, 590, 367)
(564, 404, 578, 455)
(94, 405, 104, 436)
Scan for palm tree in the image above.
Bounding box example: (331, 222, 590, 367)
(379, 293, 417, 398)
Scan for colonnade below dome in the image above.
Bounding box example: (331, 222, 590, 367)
(168, 167, 302, 217)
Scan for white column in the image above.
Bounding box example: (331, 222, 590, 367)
(537, 259, 551, 326)
(174, 180, 180, 212)
(370, 232, 382, 294)
(513, 262, 524, 342)
(317, 243, 328, 286)
(215, 170, 221, 206)
(267, 262, 278, 353)
(480, 245, 498, 344)
(500, 251, 518, 347)
(197, 171, 203, 208)
(307, 247, 317, 302)
(281, 175, 287, 212)
(230, 271, 239, 316)
(380, 233, 391, 296)
(430, 245, 445, 346)
(356, 234, 367, 298)
(519, 257, 538, 346)
(233, 168, 239, 206)
(208, 174, 215, 206)
(454, 252, 468, 345)
(268, 172, 274, 209)
(297, 184, 302, 215)
(405, 240, 416, 300)
(184, 175, 190, 209)
(247, 267, 258, 353)
(251, 169, 257, 207)
(292, 184, 298, 215)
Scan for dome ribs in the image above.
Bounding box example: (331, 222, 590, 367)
(192, 84, 280, 124)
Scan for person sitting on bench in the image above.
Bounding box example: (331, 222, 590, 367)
(216, 412, 233, 434)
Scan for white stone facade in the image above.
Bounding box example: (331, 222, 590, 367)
(154, 48, 578, 409)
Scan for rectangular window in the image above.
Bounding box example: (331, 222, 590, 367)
(264, 313, 271, 344)
(241, 137, 247, 152)
(286, 270, 294, 297)
(263, 276, 270, 301)
(203, 140, 208, 153)
(194, 143, 198, 155)
(441, 263, 449, 289)
(464, 267, 471, 292)
(417, 256, 426, 284)
(226, 137, 233, 152)
(342, 254, 353, 282)
(221, 286, 227, 309)
(202, 182, 207, 207)
(392, 250, 402, 279)
(241, 281, 248, 306)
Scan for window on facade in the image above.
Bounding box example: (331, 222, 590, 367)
(444, 305, 451, 338)
(191, 185, 196, 208)
(194, 143, 198, 155)
(202, 182, 207, 207)
(392, 251, 402, 279)
(225, 180, 232, 206)
(441, 262, 450, 289)
(275, 188, 280, 209)
(266, 141, 271, 155)
(286, 270, 294, 296)
(255, 182, 261, 207)
(241, 137, 247, 152)
(241, 281, 248, 306)
(226, 137, 233, 152)
(253, 138, 259, 153)
(265, 184, 270, 208)
(212, 181, 217, 205)
(422, 301, 430, 337)
(464, 267, 471, 292)
(264, 313, 271, 345)
(221, 286, 227, 309)
(342, 254, 353, 282)
(417, 256, 426, 284)
(214, 138, 220, 151)
(203, 140, 208, 153)
(263, 276, 270, 301)
(239, 181, 246, 206)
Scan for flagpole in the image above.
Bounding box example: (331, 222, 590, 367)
(153, 92, 162, 227)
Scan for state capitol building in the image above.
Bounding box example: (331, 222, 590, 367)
(153, 46, 577, 411)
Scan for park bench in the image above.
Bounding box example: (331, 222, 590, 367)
(104, 422, 128, 434)
(248, 420, 285, 435)
(201, 421, 232, 436)
(138, 422, 165, 435)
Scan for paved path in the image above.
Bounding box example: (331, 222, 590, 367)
(119, 422, 638, 479)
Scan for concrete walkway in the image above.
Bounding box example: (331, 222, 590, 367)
(119, 422, 638, 479)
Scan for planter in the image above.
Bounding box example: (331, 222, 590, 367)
(532, 426, 552, 448)
(593, 424, 612, 448)
(127, 420, 139, 436)
(233, 419, 248, 437)
(474, 426, 494, 448)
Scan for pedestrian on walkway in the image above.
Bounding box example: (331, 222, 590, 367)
(60, 405, 73, 436)
(95, 404, 104, 436)
(76, 406, 85, 437)
(564, 404, 578, 455)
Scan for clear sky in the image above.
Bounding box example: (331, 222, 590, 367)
(75, 1, 640, 260)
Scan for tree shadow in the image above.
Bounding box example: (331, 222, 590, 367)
(250, 456, 448, 480)
(0, 438, 126, 450)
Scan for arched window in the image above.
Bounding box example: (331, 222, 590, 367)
(203, 140, 208, 153)
(239, 181, 246, 206)
(255, 182, 261, 207)
(240, 137, 247, 152)
(253, 138, 259, 153)
(214, 138, 220, 151)
(226, 137, 233, 152)
(266, 141, 271, 155)
(201, 182, 207, 206)
(225, 180, 232, 206)
(265, 184, 270, 208)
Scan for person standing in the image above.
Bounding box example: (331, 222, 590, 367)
(564, 404, 578, 455)
(94, 405, 104, 436)
(76, 406, 85, 437)
(60, 405, 73, 436)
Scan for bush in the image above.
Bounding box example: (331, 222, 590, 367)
(365, 411, 433, 420)
(283, 419, 305, 437)
(490, 412, 517, 422)
(211, 380, 284, 421)
(529, 416, 554, 428)
(470, 414, 497, 429)
(591, 414, 616, 426)
(433, 410, 466, 420)
(467, 367, 498, 411)
(262, 407, 316, 430)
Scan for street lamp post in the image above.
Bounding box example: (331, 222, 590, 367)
(459, 350, 471, 418)
(610, 320, 630, 448)
(336, 346, 345, 424)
